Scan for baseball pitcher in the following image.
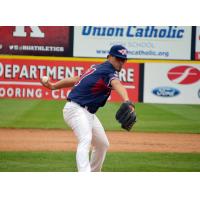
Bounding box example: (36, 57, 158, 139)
(41, 45, 136, 172)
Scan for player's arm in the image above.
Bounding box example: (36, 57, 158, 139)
(41, 76, 79, 90)
(111, 79, 129, 101)
(111, 79, 135, 109)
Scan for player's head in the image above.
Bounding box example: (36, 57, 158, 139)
(107, 45, 128, 72)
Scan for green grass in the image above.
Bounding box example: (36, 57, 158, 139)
(0, 152, 76, 172)
(98, 102, 200, 133)
(0, 151, 199, 172)
(0, 99, 66, 129)
(0, 99, 200, 133)
(104, 152, 200, 172)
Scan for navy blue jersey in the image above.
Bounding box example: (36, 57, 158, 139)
(67, 61, 119, 113)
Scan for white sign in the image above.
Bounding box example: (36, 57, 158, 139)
(74, 26, 192, 60)
(143, 63, 200, 104)
(195, 26, 200, 60)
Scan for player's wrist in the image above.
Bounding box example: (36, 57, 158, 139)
(124, 100, 135, 109)
(124, 99, 129, 102)
(51, 83, 56, 90)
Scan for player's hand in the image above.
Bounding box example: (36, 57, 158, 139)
(115, 101, 137, 131)
(40, 76, 55, 90)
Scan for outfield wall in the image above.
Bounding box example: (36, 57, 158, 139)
(0, 26, 199, 60)
(142, 61, 200, 104)
(0, 26, 199, 104)
(0, 56, 140, 102)
(0, 55, 199, 104)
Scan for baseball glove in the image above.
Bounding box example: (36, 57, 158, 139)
(115, 101, 136, 131)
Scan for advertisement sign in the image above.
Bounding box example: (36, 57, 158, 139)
(0, 26, 72, 57)
(143, 62, 200, 104)
(74, 26, 192, 60)
(195, 26, 200, 60)
(0, 56, 140, 102)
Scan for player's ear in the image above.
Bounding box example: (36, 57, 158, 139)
(107, 55, 114, 61)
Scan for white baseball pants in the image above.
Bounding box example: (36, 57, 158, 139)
(63, 101, 110, 172)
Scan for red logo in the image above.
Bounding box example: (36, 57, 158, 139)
(167, 66, 200, 84)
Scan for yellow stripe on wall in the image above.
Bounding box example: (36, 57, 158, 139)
(0, 55, 200, 64)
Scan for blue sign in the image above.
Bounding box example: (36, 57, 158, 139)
(152, 87, 180, 97)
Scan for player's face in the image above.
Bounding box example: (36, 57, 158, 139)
(113, 57, 127, 72)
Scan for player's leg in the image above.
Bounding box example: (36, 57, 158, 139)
(63, 102, 92, 172)
(90, 115, 110, 172)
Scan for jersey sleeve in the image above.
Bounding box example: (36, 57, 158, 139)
(108, 71, 119, 87)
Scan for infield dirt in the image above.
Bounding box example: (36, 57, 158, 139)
(0, 128, 200, 153)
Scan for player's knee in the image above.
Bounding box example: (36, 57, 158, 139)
(102, 139, 110, 150)
(93, 139, 109, 151)
(79, 135, 92, 147)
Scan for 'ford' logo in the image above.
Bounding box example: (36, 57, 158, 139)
(152, 87, 180, 97)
